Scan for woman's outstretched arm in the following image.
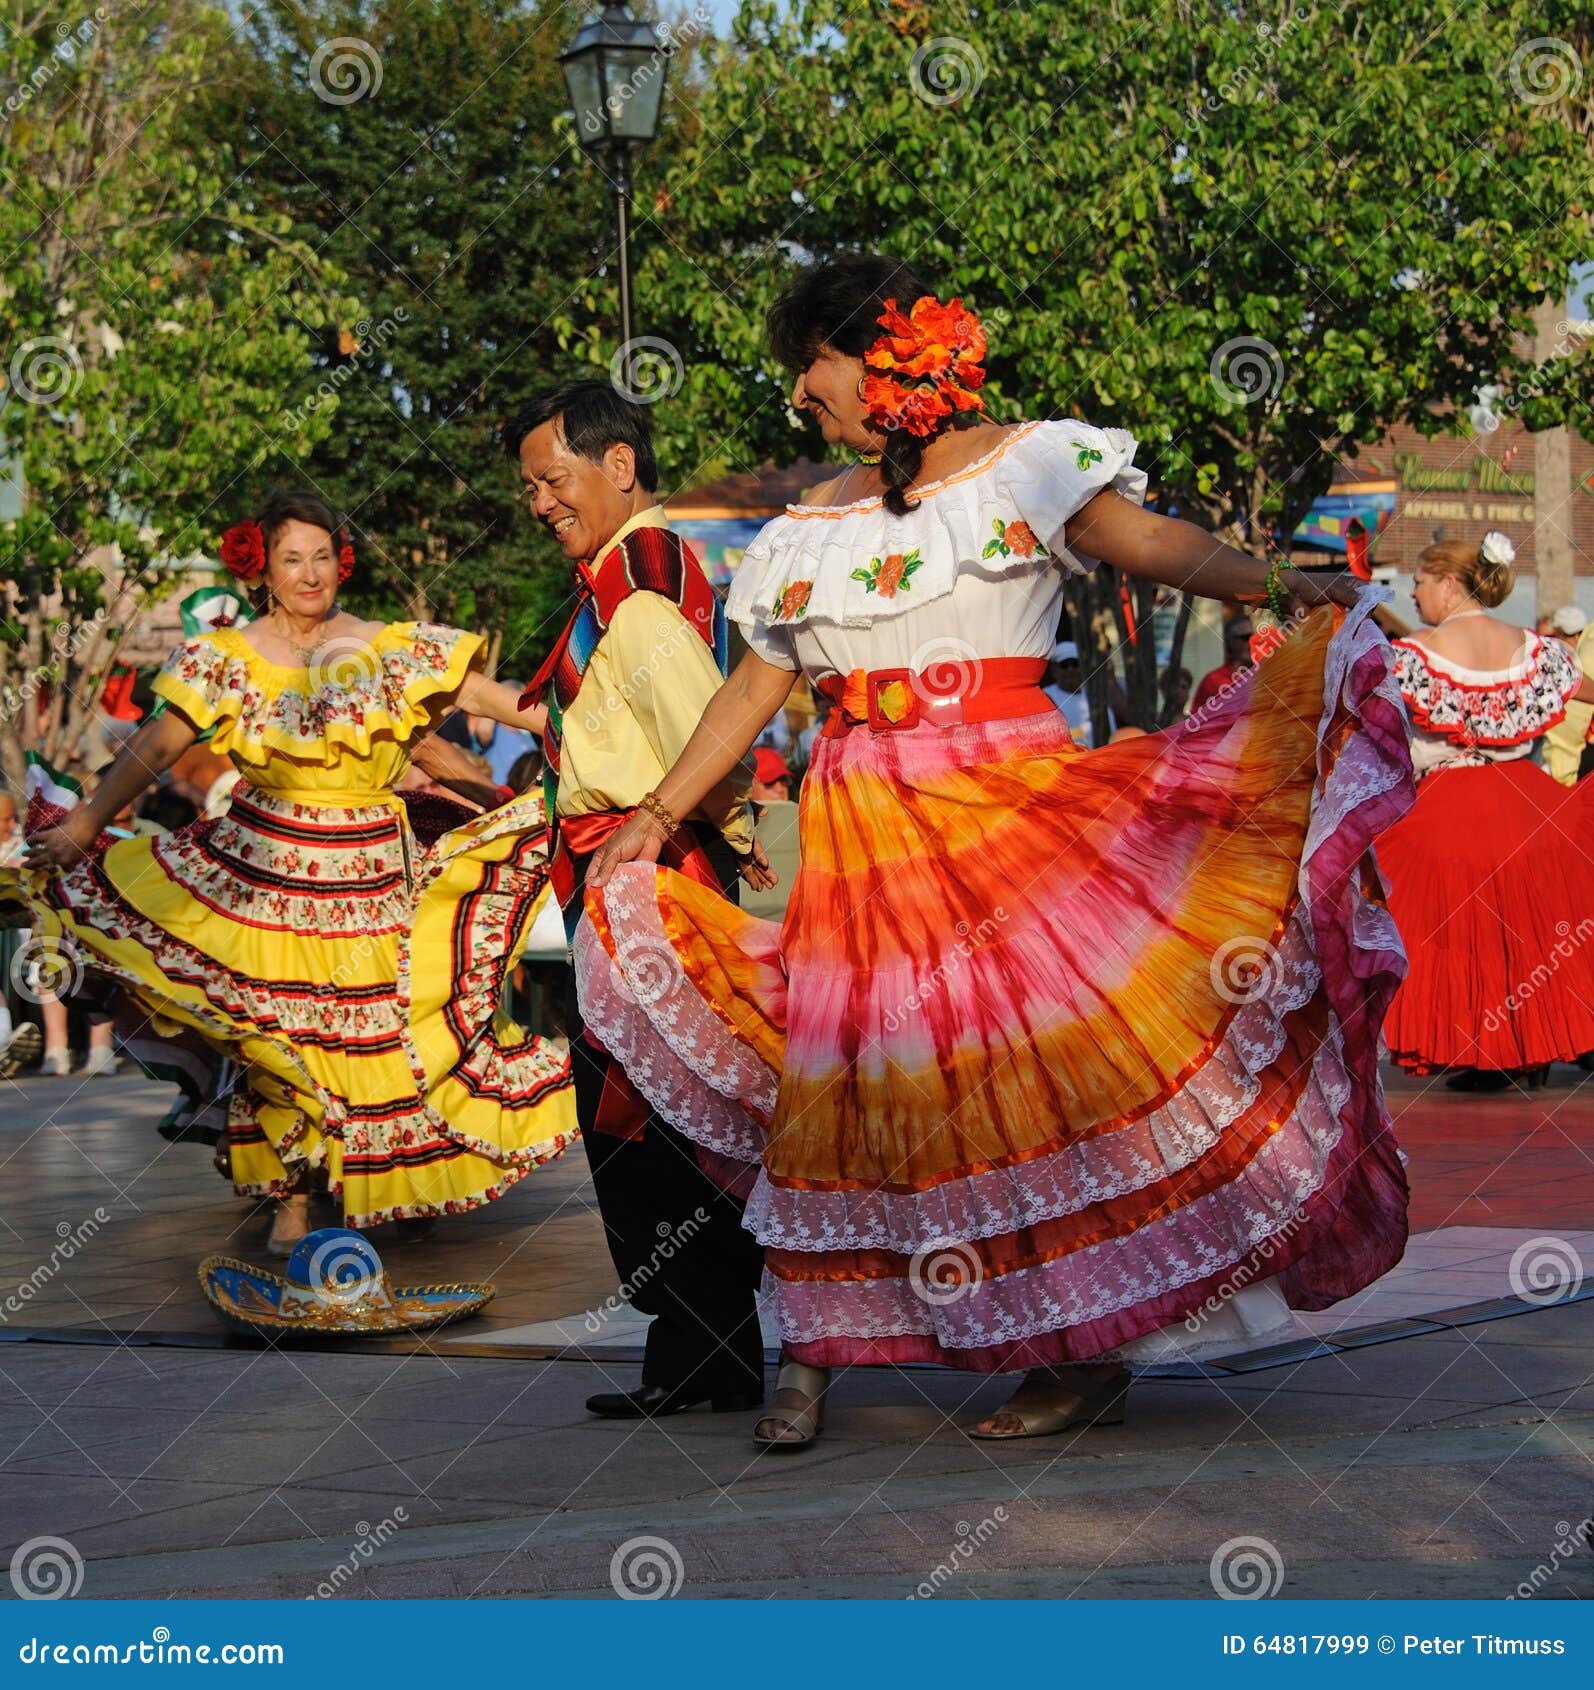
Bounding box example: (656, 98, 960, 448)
(25, 708, 199, 870)
(586, 649, 795, 889)
(1065, 490, 1362, 610)
(456, 670, 547, 737)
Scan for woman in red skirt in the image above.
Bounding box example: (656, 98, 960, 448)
(1381, 533, 1594, 1086)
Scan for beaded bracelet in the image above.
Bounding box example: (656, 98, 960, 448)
(636, 791, 682, 838)
(1263, 557, 1290, 620)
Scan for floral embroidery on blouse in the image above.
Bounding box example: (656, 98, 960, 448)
(980, 518, 1046, 561)
(157, 624, 470, 757)
(850, 548, 924, 600)
(771, 579, 813, 622)
(1070, 440, 1105, 473)
(1392, 636, 1581, 754)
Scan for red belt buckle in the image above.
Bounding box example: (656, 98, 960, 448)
(866, 668, 920, 731)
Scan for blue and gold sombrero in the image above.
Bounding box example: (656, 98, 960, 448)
(199, 1228, 493, 1340)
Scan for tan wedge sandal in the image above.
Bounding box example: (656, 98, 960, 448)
(967, 1364, 1131, 1441)
(267, 1192, 311, 1258)
(752, 1360, 830, 1452)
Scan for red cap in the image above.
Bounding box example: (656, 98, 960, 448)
(753, 748, 791, 785)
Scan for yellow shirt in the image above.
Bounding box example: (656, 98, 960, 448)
(1544, 623, 1594, 786)
(555, 505, 753, 853)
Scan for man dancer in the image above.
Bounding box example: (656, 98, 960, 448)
(506, 380, 769, 1420)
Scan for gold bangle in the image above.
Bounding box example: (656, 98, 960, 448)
(636, 791, 682, 838)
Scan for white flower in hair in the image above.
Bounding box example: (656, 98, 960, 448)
(1478, 530, 1516, 567)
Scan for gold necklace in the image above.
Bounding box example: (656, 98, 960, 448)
(273, 614, 330, 667)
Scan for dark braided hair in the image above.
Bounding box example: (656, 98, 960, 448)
(766, 254, 985, 518)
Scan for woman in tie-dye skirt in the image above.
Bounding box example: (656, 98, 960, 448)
(578, 255, 1415, 1448)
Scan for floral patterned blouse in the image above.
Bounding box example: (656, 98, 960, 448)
(152, 621, 483, 799)
(726, 419, 1145, 679)
(1391, 633, 1583, 780)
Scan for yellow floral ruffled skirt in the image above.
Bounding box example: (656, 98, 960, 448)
(5, 781, 576, 1225)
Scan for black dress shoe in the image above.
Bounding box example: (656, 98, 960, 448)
(585, 1383, 764, 1419)
(1443, 1068, 1510, 1092)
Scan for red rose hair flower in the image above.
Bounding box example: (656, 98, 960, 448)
(219, 519, 266, 583)
(862, 294, 988, 439)
(337, 531, 355, 584)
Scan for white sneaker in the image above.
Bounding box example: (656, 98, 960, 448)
(39, 1048, 72, 1078)
(78, 1047, 121, 1078)
(0, 1024, 43, 1079)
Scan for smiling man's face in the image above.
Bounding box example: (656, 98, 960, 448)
(518, 417, 638, 564)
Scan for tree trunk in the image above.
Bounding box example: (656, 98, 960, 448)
(1532, 296, 1575, 618)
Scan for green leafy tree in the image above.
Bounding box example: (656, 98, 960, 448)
(227, 0, 716, 680)
(616, 0, 1587, 722)
(0, 0, 350, 790)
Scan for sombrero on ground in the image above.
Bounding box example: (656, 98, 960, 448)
(199, 1227, 493, 1340)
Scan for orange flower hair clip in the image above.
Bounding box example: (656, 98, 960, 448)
(860, 294, 988, 439)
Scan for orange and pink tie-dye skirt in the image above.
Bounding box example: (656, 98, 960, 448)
(577, 600, 1415, 1372)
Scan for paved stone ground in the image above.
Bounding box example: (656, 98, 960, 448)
(0, 1064, 1591, 1599)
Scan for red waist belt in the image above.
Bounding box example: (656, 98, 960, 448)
(550, 808, 720, 913)
(817, 655, 1051, 737)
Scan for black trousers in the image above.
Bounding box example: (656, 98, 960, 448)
(565, 831, 766, 1400)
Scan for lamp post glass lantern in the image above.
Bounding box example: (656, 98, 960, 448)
(561, 2, 669, 378)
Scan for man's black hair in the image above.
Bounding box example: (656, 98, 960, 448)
(502, 380, 659, 492)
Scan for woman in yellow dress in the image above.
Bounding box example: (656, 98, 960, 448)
(10, 489, 576, 1253)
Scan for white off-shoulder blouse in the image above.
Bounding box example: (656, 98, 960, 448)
(726, 419, 1147, 678)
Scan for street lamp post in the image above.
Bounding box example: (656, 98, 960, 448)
(559, 3, 669, 389)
